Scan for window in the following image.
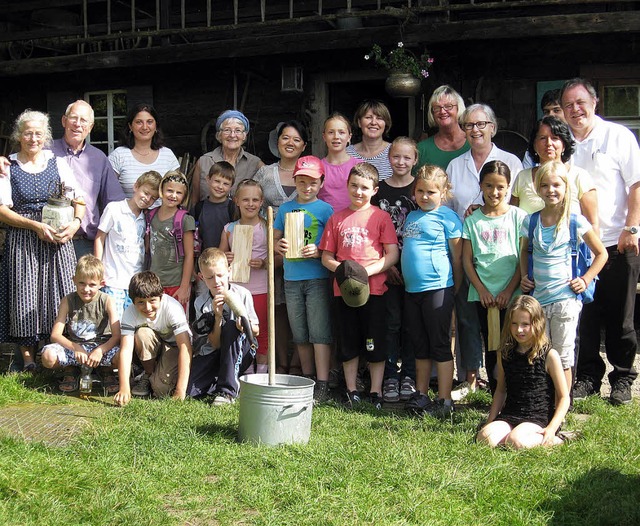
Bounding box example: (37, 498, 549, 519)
(601, 84, 640, 145)
(85, 90, 127, 154)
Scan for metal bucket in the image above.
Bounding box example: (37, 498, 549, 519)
(238, 374, 315, 446)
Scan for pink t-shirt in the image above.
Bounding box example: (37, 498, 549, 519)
(224, 220, 268, 294)
(319, 206, 398, 296)
(318, 157, 362, 212)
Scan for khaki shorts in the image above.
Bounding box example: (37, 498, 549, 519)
(135, 327, 179, 397)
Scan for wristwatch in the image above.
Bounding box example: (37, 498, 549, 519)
(623, 226, 639, 235)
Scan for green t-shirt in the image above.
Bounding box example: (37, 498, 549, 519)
(149, 211, 196, 287)
(416, 136, 470, 171)
(462, 206, 526, 301)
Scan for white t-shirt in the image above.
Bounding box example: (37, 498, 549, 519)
(446, 144, 523, 220)
(570, 116, 640, 247)
(108, 146, 179, 198)
(121, 293, 190, 344)
(97, 199, 146, 290)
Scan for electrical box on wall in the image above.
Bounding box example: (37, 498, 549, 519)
(282, 65, 303, 93)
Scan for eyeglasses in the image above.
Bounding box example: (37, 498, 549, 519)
(432, 104, 457, 113)
(221, 128, 246, 136)
(22, 131, 44, 139)
(463, 121, 492, 130)
(65, 114, 92, 127)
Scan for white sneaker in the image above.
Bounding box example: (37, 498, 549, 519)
(451, 381, 471, 402)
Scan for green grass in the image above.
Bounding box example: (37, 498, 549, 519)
(0, 373, 639, 526)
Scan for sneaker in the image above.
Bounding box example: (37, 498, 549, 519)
(609, 381, 632, 406)
(369, 392, 383, 410)
(428, 399, 454, 419)
(404, 392, 432, 414)
(212, 392, 235, 405)
(345, 390, 362, 409)
(382, 378, 400, 403)
(399, 376, 417, 401)
(131, 372, 151, 397)
(572, 378, 597, 401)
(451, 381, 471, 402)
(314, 380, 330, 404)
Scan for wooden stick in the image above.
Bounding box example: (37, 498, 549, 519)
(230, 224, 253, 283)
(267, 206, 276, 386)
(284, 211, 305, 259)
(487, 306, 501, 351)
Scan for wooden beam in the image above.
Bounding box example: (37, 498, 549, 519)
(0, 11, 638, 77)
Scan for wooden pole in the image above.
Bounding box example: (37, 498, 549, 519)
(487, 307, 501, 351)
(267, 206, 276, 386)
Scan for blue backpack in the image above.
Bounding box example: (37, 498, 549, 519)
(527, 212, 596, 303)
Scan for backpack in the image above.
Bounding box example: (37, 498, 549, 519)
(527, 212, 596, 303)
(145, 207, 196, 264)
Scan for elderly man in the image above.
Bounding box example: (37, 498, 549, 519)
(0, 100, 125, 257)
(561, 78, 640, 405)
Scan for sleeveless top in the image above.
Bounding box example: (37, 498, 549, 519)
(500, 345, 554, 426)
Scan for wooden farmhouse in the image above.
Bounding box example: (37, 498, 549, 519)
(0, 0, 639, 165)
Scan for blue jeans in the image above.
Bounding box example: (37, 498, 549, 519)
(284, 279, 332, 345)
(455, 277, 484, 371)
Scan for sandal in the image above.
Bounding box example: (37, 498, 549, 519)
(59, 374, 79, 393)
(103, 374, 120, 395)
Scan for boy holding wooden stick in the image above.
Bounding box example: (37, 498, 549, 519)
(274, 156, 334, 402)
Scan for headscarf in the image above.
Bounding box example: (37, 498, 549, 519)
(216, 110, 250, 133)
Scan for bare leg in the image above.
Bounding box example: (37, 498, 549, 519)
(466, 369, 478, 391)
(477, 420, 512, 447)
(296, 342, 315, 376)
(415, 358, 432, 394)
(343, 357, 359, 392)
(436, 360, 454, 401)
(314, 343, 331, 382)
(20, 345, 35, 367)
(369, 361, 385, 395)
(505, 422, 563, 449)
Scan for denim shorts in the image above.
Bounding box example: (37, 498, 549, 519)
(284, 278, 333, 345)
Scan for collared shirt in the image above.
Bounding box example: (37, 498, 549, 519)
(195, 146, 263, 199)
(51, 138, 125, 240)
(569, 116, 640, 247)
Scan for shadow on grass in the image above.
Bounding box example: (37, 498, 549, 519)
(195, 423, 239, 443)
(540, 468, 640, 525)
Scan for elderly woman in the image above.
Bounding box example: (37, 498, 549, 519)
(416, 85, 470, 170)
(446, 103, 523, 393)
(0, 110, 85, 371)
(108, 103, 179, 198)
(346, 99, 393, 180)
(191, 109, 264, 202)
(252, 120, 309, 374)
(511, 116, 598, 229)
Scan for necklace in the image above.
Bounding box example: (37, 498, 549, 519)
(133, 148, 153, 157)
(278, 162, 294, 171)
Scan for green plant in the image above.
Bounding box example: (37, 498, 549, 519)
(365, 42, 434, 79)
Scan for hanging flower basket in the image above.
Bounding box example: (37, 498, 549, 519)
(365, 42, 434, 98)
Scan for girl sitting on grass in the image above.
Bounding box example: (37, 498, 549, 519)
(476, 295, 570, 449)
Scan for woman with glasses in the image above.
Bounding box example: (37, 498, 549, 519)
(191, 110, 264, 202)
(446, 103, 523, 394)
(0, 110, 85, 371)
(346, 100, 394, 181)
(416, 85, 470, 170)
(108, 103, 179, 199)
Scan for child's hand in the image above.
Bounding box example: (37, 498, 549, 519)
(276, 238, 289, 257)
(386, 266, 404, 286)
(86, 347, 104, 368)
(224, 251, 234, 264)
(569, 276, 587, 294)
(114, 389, 131, 407)
(249, 258, 266, 269)
(494, 290, 511, 310)
(171, 388, 186, 401)
(520, 275, 535, 293)
(213, 294, 225, 318)
(301, 243, 319, 259)
(478, 289, 495, 309)
(73, 347, 89, 365)
(539, 426, 557, 446)
(236, 318, 244, 332)
(173, 285, 191, 306)
(464, 204, 481, 218)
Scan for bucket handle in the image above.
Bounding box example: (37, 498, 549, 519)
(278, 403, 308, 419)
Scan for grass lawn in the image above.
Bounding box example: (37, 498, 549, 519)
(0, 372, 639, 526)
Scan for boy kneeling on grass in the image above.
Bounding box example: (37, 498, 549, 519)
(41, 255, 121, 394)
(186, 248, 259, 405)
(113, 271, 192, 406)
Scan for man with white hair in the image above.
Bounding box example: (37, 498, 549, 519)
(561, 78, 640, 405)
